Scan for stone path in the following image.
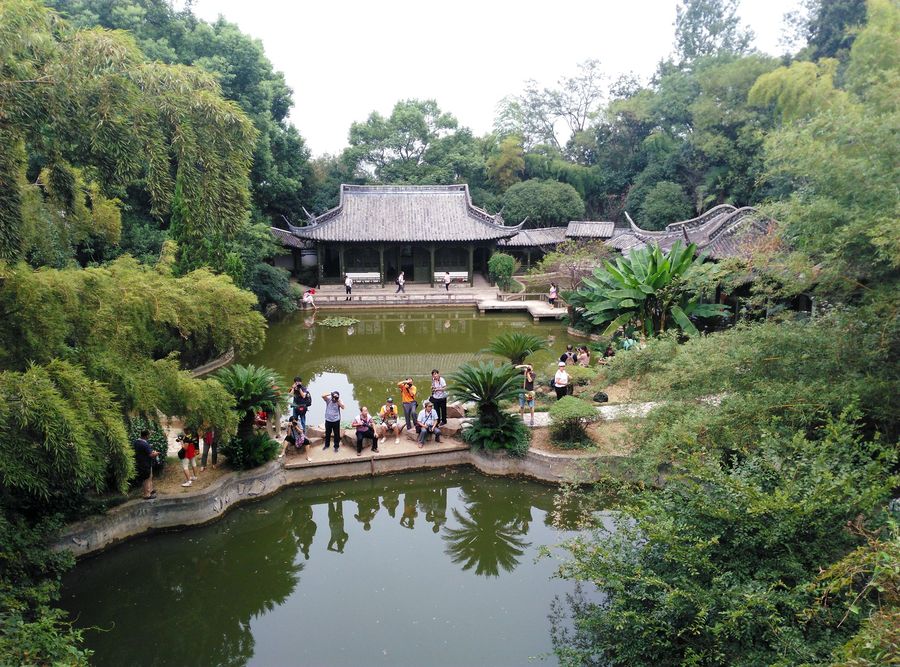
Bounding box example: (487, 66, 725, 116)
(518, 401, 658, 428)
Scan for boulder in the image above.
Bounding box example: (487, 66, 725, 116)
(307, 425, 326, 439)
(440, 418, 465, 437)
(446, 402, 466, 419)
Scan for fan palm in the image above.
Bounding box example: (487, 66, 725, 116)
(215, 364, 286, 441)
(566, 241, 728, 337)
(481, 331, 549, 365)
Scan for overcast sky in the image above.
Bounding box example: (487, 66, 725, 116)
(189, 0, 801, 156)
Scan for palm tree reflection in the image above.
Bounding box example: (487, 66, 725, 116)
(442, 485, 532, 577)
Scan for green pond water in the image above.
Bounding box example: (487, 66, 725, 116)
(62, 469, 588, 666)
(239, 308, 575, 424)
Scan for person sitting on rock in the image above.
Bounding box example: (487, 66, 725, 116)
(416, 400, 441, 448)
(378, 397, 402, 445)
(282, 415, 310, 462)
(352, 406, 378, 456)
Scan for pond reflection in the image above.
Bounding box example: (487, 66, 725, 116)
(63, 470, 582, 667)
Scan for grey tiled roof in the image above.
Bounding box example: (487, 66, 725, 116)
(270, 227, 310, 249)
(499, 227, 568, 247)
(289, 184, 520, 243)
(608, 207, 773, 260)
(566, 221, 615, 238)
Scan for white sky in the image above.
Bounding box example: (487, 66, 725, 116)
(189, 0, 801, 156)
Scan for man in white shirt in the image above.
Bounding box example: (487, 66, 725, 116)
(344, 274, 353, 301)
(554, 361, 569, 400)
(416, 400, 441, 448)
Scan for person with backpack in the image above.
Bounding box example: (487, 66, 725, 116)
(291, 376, 311, 432)
(559, 344, 577, 366)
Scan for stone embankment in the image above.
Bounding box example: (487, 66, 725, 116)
(56, 443, 618, 558)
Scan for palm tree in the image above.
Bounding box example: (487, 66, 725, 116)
(215, 364, 286, 442)
(448, 361, 521, 429)
(566, 241, 728, 337)
(482, 331, 549, 365)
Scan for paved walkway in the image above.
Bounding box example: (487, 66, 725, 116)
(518, 401, 658, 428)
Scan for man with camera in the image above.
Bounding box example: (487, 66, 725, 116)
(322, 390, 345, 452)
(415, 400, 441, 448)
(291, 376, 311, 432)
(133, 429, 160, 500)
(397, 377, 418, 431)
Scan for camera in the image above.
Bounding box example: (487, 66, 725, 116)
(175, 435, 184, 442)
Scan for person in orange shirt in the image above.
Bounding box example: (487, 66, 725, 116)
(397, 377, 418, 431)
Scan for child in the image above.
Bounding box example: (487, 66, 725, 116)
(180, 433, 199, 487)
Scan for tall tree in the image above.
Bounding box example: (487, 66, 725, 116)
(344, 99, 484, 185)
(674, 0, 754, 61)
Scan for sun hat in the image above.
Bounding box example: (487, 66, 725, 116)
(386, 397, 393, 402)
(558, 361, 566, 367)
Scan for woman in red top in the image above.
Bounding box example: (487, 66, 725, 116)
(180, 433, 199, 487)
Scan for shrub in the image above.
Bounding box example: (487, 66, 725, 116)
(488, 252, 516, 291)
(219, 432, 280, 470)
(450, 362, 529, 456)
(549, 396, 598, 447)
(462, 411, 531, 457)
(565, 365, 597, 387)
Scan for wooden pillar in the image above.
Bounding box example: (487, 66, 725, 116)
(429, 244, 435, 288)
(338, 245, 345, 281)
(526, 249, 532, 269)
(467, 245, 474, 287)
(317, 244, 324, 286)
(378, 246, 385, 287)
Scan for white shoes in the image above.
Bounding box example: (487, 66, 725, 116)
(181, 480, 192, 487)
(395, 437, 399, 444)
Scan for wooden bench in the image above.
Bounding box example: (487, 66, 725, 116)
(433, 271, 469, 287)
(345, 272, 381, 285)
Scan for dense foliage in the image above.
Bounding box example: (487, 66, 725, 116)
(553, 412, 897, 666)
(566, 241, 728, 336)
(214, 364, 285, 444)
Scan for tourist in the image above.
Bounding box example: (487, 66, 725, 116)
(179, 432, 199, 487)
(560, 344, 577, 366)
(200, 424, 217, 471)
(291, 376, 311, 432)
(303, 289, 318, 310)
(553, 362, 570, 400)
(344, 274, 353, 301)
(378, 397, 402, 445)
(283, 415, 310, 461)
(398, 377, 418, 430)
(396, 271, 406, 293)
(430, 369, 448, 425)
(416, 400, 441, 448)
(133, 429, 159, 500)
(515, 364, 537, 426)
(443, 271, 451, 291)
(577, 345, 591, 367)
(322, 390, 345, 452)
(548, 282, 558, 307)
(352, 406, 378, 456)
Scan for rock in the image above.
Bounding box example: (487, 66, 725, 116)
(247, 479, 266, 496)
(593, 391, 609, 403)
(307, 425, 326, 438)
(440, 418, 464, 437)
(446, 402, 466, 418)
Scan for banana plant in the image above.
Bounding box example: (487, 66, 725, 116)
(565, 241, 728, 337)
